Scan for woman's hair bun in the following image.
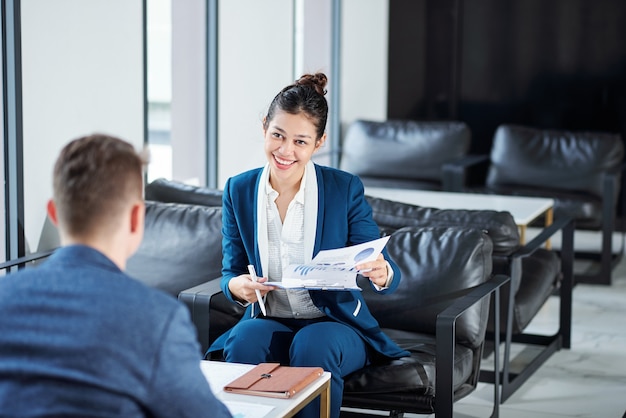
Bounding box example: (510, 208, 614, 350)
(295, 73, 328, 96)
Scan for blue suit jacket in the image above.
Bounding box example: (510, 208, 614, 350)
(214, 164, 409, 359)
(0, 245, 231, 418)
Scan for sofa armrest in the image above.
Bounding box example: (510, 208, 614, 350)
(510, 216, 575, 349)
(178, 278, 224, 354)
(436, 274, 510, 417)
(442, 154, 490, 192)
(601, 164, 622, 255)
(512, 217, 575, 258)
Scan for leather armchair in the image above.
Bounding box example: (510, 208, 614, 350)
(341, 226, 507, 418)
(339, 119, 471, 191)
(447, 124, 624, 285)
(364, 195, 575, 403)
(180, 225, 508, 418)
(145, 179, 514, 414)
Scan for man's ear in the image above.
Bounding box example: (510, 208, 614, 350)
(129, 202, 144, 234)
(46, 199, 59, 227)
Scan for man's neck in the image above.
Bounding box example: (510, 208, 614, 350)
(60, 235, 127, 271)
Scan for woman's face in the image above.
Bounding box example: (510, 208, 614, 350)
(263, 110, 326, 185)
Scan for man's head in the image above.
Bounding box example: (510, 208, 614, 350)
(47, 134, 146, 266)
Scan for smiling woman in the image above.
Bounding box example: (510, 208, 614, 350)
(207, 73, 410, 418)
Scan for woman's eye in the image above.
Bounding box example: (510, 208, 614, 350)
(272, 132, 283, 139)
(295, 140, 307, 146)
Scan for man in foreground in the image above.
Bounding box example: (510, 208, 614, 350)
(0, 134, 231, 417)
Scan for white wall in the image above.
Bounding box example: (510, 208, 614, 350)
(171, 0, 205, 185)
(217, 0, 294, 187)
(341, 0, 389, 128)
(215, 0, 388, 186)
(21, 0, 145, 250)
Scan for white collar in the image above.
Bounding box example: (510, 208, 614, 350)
(257, 161, 318, 275)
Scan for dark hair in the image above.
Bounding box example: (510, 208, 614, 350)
(263, 73, 329, 139)
(52, 134, 145, 237)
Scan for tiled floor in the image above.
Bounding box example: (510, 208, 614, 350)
(342, 230, 626, 418)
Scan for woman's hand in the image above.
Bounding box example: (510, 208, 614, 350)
(228, 274, 273, 304)
(356, 254, 390, 288)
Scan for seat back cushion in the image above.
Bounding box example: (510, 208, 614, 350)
(487, 124, 624, 199)
(145, 178, 224, 207)
(126, 201, 223, 297)
(365, 195, 519, 256)
(362, 226, 493, 349)
(340, 119, 471, 183)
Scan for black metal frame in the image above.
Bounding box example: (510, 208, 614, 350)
(0, 249, 53, 271)
(435, 274, 508, 418)
(479, 217, 575, 403)
(2, 0, 26, 269)
(574, 165, 625, 285)
(339, 274, 509, 418)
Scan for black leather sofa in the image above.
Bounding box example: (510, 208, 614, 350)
(144, 177, 573, 405)
(144, 178, 509, 417)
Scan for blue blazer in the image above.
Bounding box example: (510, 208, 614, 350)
(0, 245, 231, 418)
(212, 164, 409, 360)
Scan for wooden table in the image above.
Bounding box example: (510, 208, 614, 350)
(365, 187, 554, 247)
(200, 361, 331, 418)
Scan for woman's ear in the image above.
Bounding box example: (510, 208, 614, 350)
(315, 132, 327, 150)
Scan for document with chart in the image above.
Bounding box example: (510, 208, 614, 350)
(264, 236, 390, 290)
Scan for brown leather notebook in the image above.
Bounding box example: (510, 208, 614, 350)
(223, 363, 324, 398)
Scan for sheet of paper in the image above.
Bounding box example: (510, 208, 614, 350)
(223, 400, 275, 418)
(264, 236, 390, 290)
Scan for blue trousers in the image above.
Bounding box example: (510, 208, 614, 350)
(223, 317, 369, 418)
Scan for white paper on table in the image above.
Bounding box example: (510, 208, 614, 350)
(264, 236, 390, 290)
(223, 400, 275, 418)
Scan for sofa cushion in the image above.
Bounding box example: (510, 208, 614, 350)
(145, 178, 223, 207)
(365, 195, 520, 256)
(340, 119, 470, 186)
(126, 201, 223, 297)
(366, 226, 493, 346)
